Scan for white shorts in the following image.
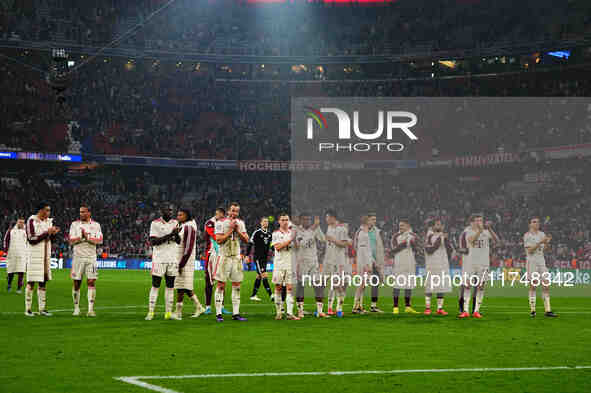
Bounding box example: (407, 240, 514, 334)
(526, 260, 550, 286)
(296, 261, 320, 285)
(175, 265, 195, 290)
(212, 255, 243, 283)
(272, 266, 294, 286)
(462, 264, 489, 287)
(151, 262, 178, 278)
(7, 255, 27, 273)
(424, 265, 452, 293)
(71, 256, 98, 280)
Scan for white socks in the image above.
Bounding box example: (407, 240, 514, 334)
(88, 287, 96, 312)
(437, 297, 444, 310)
(474, 288, 484, 313)
(297, 301, 304, 315)
(275, 289, 283, 315)
(286, 291, 294, 316)
(148, 287, 159, 313)
(38, 288, 46, 312)
(463, 287, 471, 313)
(215, 287, 224, 315)
(336, 289, 345, 313)
(542, 290, 551, 312)
(25, 286, 33, 311)
(190, 294, 203, 313)
(316, 302, 323, 314)
(328, 288, 335, 309)
(529, 287, 537, 312)
(425, 295, 432, 309)
(164, 288, 174, 314)
(73, 289, 81, 311)
(231, 286, 241, 315)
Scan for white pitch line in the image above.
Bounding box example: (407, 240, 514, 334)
(116, 366, 591, 393)
(117, 377, 179, 393)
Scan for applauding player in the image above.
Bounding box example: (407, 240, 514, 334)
(524, 217, 557, 317)
(68, 205, 103, 317)
(213, 202, 249, 322)
(423, 218, 452, 315)
(390, 219, 419, 314)
(145, 204, 180, 321)
(272, 213, 299, 320)
(25, 202, 60, 317)
(459, 214, 499, 319)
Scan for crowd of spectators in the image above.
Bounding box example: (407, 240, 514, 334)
(3, 53, 591, 162)
(2, 157, 591, 269)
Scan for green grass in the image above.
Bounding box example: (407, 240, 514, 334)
(0, 270, 589, 393)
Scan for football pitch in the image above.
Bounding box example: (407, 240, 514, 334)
(0, 270, 590, 393)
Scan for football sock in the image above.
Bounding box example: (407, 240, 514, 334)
(38, 288, 46, 312)
(164, 288, 174, 314)
(190, 293, 202, 308)
(176, 302, 183, 315)
(437, 294, 444, 310)
(393, 288, 400, 307)
(262, 278, 272, 296)
(17, 273, 24, 289)
(214, 287, 224, 315)
(475, 288, 484, 313)
(328, 288, 335, 309)
(7, 273, 14, 287)
(336, 290, 344, 313)
(286, 291, 294, 316)
(25, 286, 33, 311)
(72, 289, 80, 310)
(425, 293, 432, 309)
(542, 289, 551, 312)
(275, 288, 283, 315)
(148, 287, 159, 313)
(88, 287, 96, 312)
(316, 301, 323, 314)
(529, 287, 537, 312)
(297, 301, 304, 315)
(252, 278, 261, 297)
(463, 287, 471, 313)
(231, 286, 241, 315)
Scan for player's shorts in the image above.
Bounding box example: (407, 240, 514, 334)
(296, 260, 320, 285)
(175, 264, 195, 290)
(391, 260, 417, 289)
(272, 266, 294, 286)
(526, 259, 550, 286)
(6, 255, 27, 273)
(26, 259, 52, 282)
(253, 257, 268, 274)
(71, 256, 98, 280)
(151, 261, 178, 277)
(461, 263, 489, 287)
(212, 255, 243, 283)
(424, 264, 452, 293)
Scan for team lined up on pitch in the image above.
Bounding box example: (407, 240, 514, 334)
(4, 202, 557, 320)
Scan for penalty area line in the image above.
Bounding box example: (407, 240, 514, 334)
(116, 366, 591, 393)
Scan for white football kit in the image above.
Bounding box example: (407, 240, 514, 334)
(213, 218, 247, 283)
(69, 220, 103, 280)
(272, 229, 294, 286)
(150, 218, 179, 277)
(524, 231, 549, 284)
